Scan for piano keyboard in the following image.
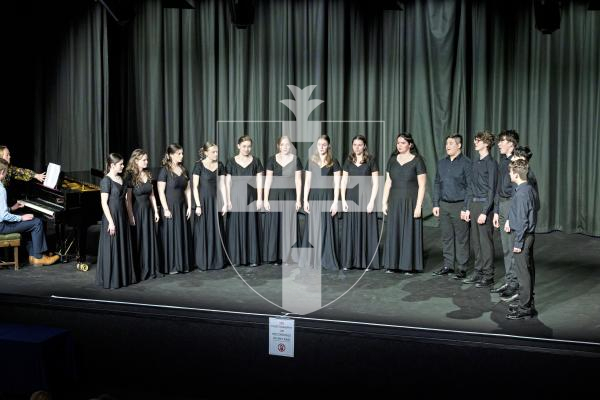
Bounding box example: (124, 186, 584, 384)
(18, 199, 64, 218)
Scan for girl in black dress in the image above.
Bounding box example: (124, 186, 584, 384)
(382, 133, 427, 273)
(299, 134, 341, 270)
(340, 135, 381, 271)
(192, 142, 228, 270)
(96, 153, 136, 289)
(157, 143, 193, 274)
(263, 136, 303, 265)
(225, 135, 263, 267)
(125, 149, 160, 281)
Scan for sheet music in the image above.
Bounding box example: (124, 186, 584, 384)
(44, 163, 61, 189)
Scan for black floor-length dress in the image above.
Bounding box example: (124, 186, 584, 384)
(299, 159, 341, 271)
(158, 167, 193, 274)
(339, 158, 381, 270)
(226, 157, 263, 266)
(262, 155, 303, 264)
(383, 155, 427, 272)
(96, 176, 137, 289)
(193, 161, 227, 270)
(127, 177, 160, 280)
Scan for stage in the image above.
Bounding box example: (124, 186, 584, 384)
(0, 226, 599, 397)
(1, 227, 598, 344)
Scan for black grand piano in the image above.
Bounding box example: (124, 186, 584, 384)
(13, 169, 103, 266)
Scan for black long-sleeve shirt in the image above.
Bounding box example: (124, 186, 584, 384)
(494, 153, 540, 213)
(508, 182, 538, 248)
(466, 154, 498, 215)
(433, 153, 472, 211)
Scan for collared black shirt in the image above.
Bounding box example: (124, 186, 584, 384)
(466, 153, 498, 215)
(494, 154, 514, 213)
(433, 153, 472, 210)
(508, 182, 538, 248)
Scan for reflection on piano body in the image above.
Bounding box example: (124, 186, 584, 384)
(14, 170, 103, 262)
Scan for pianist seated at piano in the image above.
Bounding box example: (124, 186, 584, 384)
(0, 159, 60, 266)
(0, 145, 46, 187)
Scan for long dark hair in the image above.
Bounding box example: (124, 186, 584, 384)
(104, 153, 123, 174)
(161, 143, 188, 177)
(348, 135, 372, 164)
(392, 133, 419, 156)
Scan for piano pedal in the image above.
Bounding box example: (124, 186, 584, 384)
(76, 262, 89, 272)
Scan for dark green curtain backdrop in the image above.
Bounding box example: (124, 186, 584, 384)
(32, 0, 599, 235)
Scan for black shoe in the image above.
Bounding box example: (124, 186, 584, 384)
(453, 271, 467, 280)
(249, 263, 259, 267)
(385, 269, 395, 274)
(500, 291, 519, 302)
(476, 278, 494, 288)
(490, 283, 509, 294)
(432, 266, 453, 276)
(462, 274, 482, 284)
(506, 308, 537, 320)
(343, 267, 350, 271)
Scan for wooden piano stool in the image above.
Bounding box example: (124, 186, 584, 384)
(0, 233, 21, 270)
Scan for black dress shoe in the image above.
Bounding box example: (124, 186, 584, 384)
(453, 271, 467, 280)
(432, 266, 453, 276)
(506, 308, 537, 320)
(462, 274, 482, 284)
(500, 291, 519, 302)
(490, 283, 509, 294)
(475, 278, 494, 288)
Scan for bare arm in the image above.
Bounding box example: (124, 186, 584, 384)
(264, 170, 273, 211)
(185, 181, 192, 219)
(125, 188, 135, 225)
(219, 175, 227, 215)
(331, 171, 341, 216)
(100, 192, 116, 235)
(295, 170, 302, 211)
(382, 172, 392, 215)
(341, 171, 349, 212)
(157, 181, 170, 218)
(256, 173, 263, 209)
(414, 173, 427, 218)
(193, 174, 201, 216)
(225, 174, 232, 210)
(368, 171, 379, 213)
(303, 171, 312, 213)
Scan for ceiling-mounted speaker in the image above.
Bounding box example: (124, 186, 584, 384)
(534, 0, 561, 34)
(229, 0, 255, 29)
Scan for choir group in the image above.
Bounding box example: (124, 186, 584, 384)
(0, 129, 539, 320)
(93, 130, 538, 319)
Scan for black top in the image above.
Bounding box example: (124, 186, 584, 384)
(432, 153, 472, 210)
(466, 154, 497, 214)
(494, 154, 540, 213)
(342, 158, 379, 176)
(508, 182, 538, 248)
(266, 155, 303, 176)
(226, 157, 264, 176)
(386, 155, 427, 200)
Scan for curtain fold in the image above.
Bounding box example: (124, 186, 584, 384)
(33, 0, 599, 235)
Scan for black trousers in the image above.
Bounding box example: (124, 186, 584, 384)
(470, 201, 494, 279)
(439, 201, 469, 272)
(514, 233, 535, 311)
(498, 198, 518, 290)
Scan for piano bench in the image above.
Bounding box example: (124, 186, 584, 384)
(0, 233, 21, 271)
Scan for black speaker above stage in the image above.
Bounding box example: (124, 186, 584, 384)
(534, 0, 561, 34)
(229, 0, 255, 29)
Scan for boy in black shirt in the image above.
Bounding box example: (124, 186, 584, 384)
(505, 159, 538, 319)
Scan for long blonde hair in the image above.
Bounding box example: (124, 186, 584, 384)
(310, 134, 334, 167)
(126, 149, 152, 187)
